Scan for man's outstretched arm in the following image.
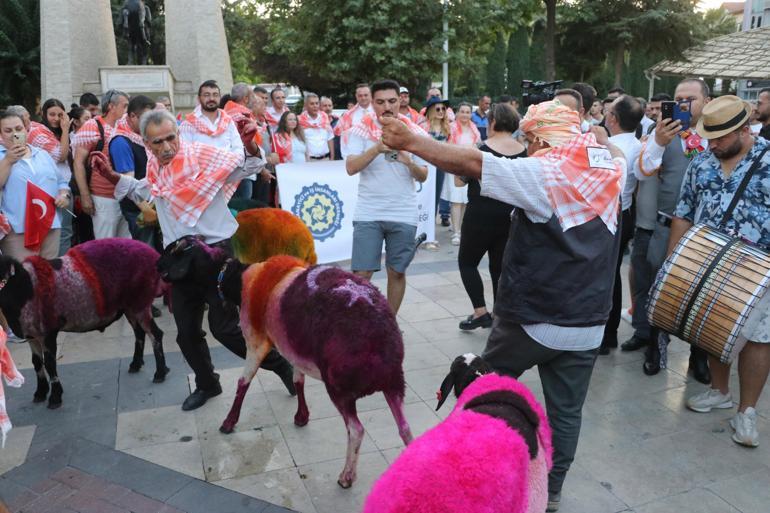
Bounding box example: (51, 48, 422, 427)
(381, 117, 482, 179)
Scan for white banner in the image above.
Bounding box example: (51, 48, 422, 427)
(277, 160, 436, 264)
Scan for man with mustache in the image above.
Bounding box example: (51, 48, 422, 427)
(343, 79, 428, 315)
(90, 109, 295, 411)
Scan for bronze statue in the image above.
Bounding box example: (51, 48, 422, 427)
(121, 0, 152, 65)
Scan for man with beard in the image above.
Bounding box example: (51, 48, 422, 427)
(91, 109, 295, 411)
(343, 79, 428, 315)
(669, 96, 770, 447)
(757, 88, 770, 141)
(179, 80, 244, 168)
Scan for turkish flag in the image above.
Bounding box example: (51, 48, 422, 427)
(24, 181, 56, 251)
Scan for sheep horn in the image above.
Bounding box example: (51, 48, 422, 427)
(436, 372, 455, 411)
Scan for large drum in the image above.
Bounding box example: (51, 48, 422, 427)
(648, 224, 770, 363)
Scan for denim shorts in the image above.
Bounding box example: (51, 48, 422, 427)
(351, 221, 417, 274)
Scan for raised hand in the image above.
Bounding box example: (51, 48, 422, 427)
(89, 151, 120, 185)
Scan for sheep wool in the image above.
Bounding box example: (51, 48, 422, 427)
(362, 373, 552, 513)
(0, 329, 24, 448)
(231, 208, 317, 265)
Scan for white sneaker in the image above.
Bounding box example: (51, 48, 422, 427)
(620, 308, 633, 324)
(730, 408, 759, 447)
(686, 388, 733, 413)
(451, 234, 460, 246)
(6, 330, 25, 344)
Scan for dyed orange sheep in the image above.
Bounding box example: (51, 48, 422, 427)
(231, 208, 317, 265)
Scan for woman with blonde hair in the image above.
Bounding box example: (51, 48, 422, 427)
(444, 102, 479, 245)
(421, 96, 451, 250)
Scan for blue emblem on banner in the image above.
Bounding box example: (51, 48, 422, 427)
(291, 183, 344, 241)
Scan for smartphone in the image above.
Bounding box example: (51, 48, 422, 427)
(12, 130, 26, 146)
(385, 151, 399, 162)
(661, 100, 692, 131)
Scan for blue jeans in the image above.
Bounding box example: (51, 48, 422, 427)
(435, 170, 450, 219)
(58, 207, 73, 256)
(234, 179, 254, 200)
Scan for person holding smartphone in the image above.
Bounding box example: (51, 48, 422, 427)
(0, 111, 71, 259)
(343, 79, 428, 315)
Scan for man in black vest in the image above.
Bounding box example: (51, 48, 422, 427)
(108, 95, 160, 250)
(382, 101, 626, 513)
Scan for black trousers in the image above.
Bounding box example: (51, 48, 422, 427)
(171, 271, 291, 392)
(458, 221, 509, 309)
(604, 208, 635, 344)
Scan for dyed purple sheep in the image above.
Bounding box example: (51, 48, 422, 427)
(362, 355, 553, 513)
(217, 257, 413, 488)
(0, 238, 169, 409)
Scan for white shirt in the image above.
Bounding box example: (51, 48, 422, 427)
(113, 166, 252, 248)
(480, 152, 627, 351)
(342, 124, 425, 226)
(303, 114, 334, 157)
(609, 132, 642, 211)
(637, 130, 708, 181)
(179, 109, 247, 180)
(640, 115, 654, 136)
(290, 135, 307, 163)
(266, 106, 288, 126)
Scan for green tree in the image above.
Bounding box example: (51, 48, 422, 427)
(506, 27, 530, 97)
(0, 0, 40, 110)
(543, 0, 557, 80)
(485, 31, 507, 98)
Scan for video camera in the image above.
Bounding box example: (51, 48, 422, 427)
(521, 80, 563, 108)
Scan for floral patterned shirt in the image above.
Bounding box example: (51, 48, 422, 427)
(675, 137, 770, 249)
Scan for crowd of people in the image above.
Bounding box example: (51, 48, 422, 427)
(2, 75, 770, 513)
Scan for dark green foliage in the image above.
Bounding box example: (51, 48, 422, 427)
(0, 0, 40, 111)
(485, 32, 507, 98)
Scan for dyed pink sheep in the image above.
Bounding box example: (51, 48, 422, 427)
(0, 238, 169, 409)
(362, 372, 553, 513)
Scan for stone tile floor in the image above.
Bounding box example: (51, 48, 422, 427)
(2, 228, 769, 512)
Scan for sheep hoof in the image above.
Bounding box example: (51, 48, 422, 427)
(337, 478, 353, 489)
(294, 414, 309, 427)
(219, 423, 235, 434)
(47, 399, 62, 410)
(153, 367, 170, 383)
(33, 393, 48, 403)
(128, 361, 144, 373)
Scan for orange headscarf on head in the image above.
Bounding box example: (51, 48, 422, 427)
(520, 100, 624, 234)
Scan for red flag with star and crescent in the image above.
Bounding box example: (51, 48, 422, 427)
(24, 181, 56, 250)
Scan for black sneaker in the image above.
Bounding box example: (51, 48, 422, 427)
(441, 217, 450, 227)
(182, 383, 223, 411)
(459, 313, 493, 331)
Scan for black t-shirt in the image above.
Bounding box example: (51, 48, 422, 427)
(464, 143, 527, 226)
(760, 123, 770, 142)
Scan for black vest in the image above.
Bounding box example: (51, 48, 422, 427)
(494, 209, 621, 327)
(110, 135, 148, 215)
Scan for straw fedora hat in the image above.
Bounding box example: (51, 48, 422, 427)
(697, 95, 752, 140)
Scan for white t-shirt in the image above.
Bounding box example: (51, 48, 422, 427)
(291, 135, 307, 163)
(343, 131, 425, 226)
(609, 132, 642, 211)
(303, 118, 334, 157)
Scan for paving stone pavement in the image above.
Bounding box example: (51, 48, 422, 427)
(2, 228, 769, 513)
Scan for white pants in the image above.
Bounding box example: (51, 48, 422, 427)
(92, 195, 131, 240)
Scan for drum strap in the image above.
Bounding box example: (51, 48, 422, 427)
(719, 147, 770, 229)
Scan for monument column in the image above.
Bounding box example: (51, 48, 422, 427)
(40, 0, 118, 105)
(165, 0, 234, 103)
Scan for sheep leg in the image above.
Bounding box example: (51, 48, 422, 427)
(330, 394, 365, 489)
(219, 342, 270, 434)
(293, 370, 309, 427)
(43, 331, 63, 409)
(384, 390, 414, 446)
(138, 312, 169, 383)
(29, 338, 49, 402)
(128, 319, 145, 373)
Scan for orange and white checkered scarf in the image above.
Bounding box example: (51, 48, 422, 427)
(335, 104, 375, 139)
(180, 106, 233, 138)
(448, 120, 481, 146)
(110, 123, 152, 161)
(521, 100, 623, 233)
(28, 121, 62, 161)
(0, 213, 9, 240)
(348, 113, 427, 144)
(224, 100, 254, 125)
(72, 115, 123, 152)
(298, 111, 332, 131)
(264, 106, 288, 127)
(273, 132, 293, 163)
(146, 141, 241, 227)
(0, 329, 24, 448)
(402, 107, 424, 125)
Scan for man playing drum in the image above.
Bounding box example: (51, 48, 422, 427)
(669, 95, 770, 447)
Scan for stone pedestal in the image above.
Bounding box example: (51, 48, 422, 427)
(99, 66, 177, 109)
(40, 0, 118, 105)
(165, 0, 233, 110)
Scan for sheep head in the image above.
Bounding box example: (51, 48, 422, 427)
(436, 353, 493, 410)
(217, 258, 248, 306)
(0, 255, 33, 336)
(156, 236, 227, 289)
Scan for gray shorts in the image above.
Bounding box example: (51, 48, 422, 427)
(351, 221, 417, 274)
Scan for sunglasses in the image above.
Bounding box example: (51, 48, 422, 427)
(434, 106, 446, 112)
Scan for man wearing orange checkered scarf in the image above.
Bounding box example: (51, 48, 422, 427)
(380, 99, 627, 512)
(91, 109, 295, 412)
